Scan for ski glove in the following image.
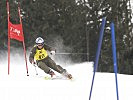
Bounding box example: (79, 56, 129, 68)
(50, 50, 56, 55)
(29, 59, 35, 64)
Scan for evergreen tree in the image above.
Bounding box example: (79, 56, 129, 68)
(0, 0, 132, 74)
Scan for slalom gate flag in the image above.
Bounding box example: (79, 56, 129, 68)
(7, 1, 29, 76)
(8, 21, 24, 41)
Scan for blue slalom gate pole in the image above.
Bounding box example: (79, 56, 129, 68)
(110, 22, 119, 100)
(89, 17, 106, 100)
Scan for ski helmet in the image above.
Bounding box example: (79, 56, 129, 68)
(35, 37, 44, 44)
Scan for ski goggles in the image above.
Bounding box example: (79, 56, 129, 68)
(37, 43, 43, 46)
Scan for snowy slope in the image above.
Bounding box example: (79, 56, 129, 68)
(0, 59, 133, 100)
(0, 57, 92, 100)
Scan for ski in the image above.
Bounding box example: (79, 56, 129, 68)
(44, 75, 74, 81)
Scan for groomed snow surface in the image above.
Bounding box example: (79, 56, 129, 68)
(0, 57, 133, 100)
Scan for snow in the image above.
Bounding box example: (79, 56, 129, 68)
(0, 57, 133, 100)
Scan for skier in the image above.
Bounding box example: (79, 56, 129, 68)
(29, 37, 72, 79)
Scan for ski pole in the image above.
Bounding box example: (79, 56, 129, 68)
(33, 64, 38, 75)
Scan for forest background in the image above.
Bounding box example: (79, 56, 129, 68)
(0, 0, 133, 74)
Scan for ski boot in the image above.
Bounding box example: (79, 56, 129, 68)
(48, 70, 56, 78)
(62, 71, 73, 79)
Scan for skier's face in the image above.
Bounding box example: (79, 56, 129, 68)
(37, 43, 43, 49)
